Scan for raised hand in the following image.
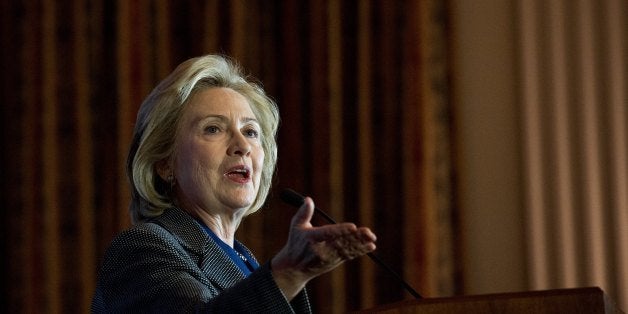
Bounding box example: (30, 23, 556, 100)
(271, 197, 377, 299)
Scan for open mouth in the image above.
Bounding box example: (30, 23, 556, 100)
(225, 166, 251, 180)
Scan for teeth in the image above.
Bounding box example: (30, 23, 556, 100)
(228, 168, 249, 178)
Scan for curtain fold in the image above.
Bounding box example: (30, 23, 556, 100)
(0, 1, 456, 312)
(517, 0, 628, 310)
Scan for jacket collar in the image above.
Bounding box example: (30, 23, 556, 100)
(151, 207, 246, 290)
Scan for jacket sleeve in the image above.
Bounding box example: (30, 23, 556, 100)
(198, 262, 311, 313)
(92, 224, 311, 313)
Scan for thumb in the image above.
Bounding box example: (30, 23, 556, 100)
(291, 196, 315, 227)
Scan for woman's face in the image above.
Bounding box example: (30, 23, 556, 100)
(172, 87, 264, 215)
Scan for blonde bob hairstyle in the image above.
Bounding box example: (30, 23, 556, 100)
(127, 54, 279, 223)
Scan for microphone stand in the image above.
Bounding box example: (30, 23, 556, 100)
(280, 188, 423, 299)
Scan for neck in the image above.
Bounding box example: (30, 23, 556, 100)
(201, 215, 238, 246)
(178, 205, 244, 247)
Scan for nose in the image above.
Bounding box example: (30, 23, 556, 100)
(227, 131, 252, 157)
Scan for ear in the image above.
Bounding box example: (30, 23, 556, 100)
(155, 159, 172, 181)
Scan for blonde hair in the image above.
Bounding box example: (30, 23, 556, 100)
(127, 55, 279, 223)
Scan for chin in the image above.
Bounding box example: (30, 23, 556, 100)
(222, 194, 255, 210)
(216, 184, 257, 208)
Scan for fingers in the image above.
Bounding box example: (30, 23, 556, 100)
(273, 198, 379, 293)
(328, 232, 377, 259)
(289, 197, 376, 240)
(306, 223, 370, 242)
(308, 224, 377, 261)
(306, 222, 354, 239)
(287, 196, 377, 263)
(291, 197, 315, 227)
(357, 226, 377, 243)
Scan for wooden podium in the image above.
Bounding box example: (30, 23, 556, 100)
(357, 287, 624, 314)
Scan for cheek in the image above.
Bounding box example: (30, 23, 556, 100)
(175, 155, 219, 197)
(174, 144, 213, 183)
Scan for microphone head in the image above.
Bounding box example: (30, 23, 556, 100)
(280, 188, 305, 208)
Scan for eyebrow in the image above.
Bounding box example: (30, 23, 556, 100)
(199, 114, 260, 125)
(241, 117, 260, 124)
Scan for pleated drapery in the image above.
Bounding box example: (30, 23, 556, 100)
(0, 1, 457, 313)
(517, 0, 628, 310)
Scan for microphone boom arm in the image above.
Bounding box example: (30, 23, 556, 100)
(280, 188, 423, 299)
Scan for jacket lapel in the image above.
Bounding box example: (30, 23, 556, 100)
(153, 207, 246, 291)
(199, 243, 246, 288)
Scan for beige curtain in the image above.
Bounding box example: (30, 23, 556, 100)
(517, 0, 628, 310)
(0, 0, 457, 313)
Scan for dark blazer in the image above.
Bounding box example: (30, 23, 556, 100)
(92, 207, 311, 313)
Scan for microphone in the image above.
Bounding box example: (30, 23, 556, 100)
(280, 188, 423, 299)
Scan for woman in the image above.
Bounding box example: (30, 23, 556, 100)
(92, 54, 377, 313)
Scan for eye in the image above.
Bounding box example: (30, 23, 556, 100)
(204, 125, 221, 134)
(243, 127, 260, 138)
